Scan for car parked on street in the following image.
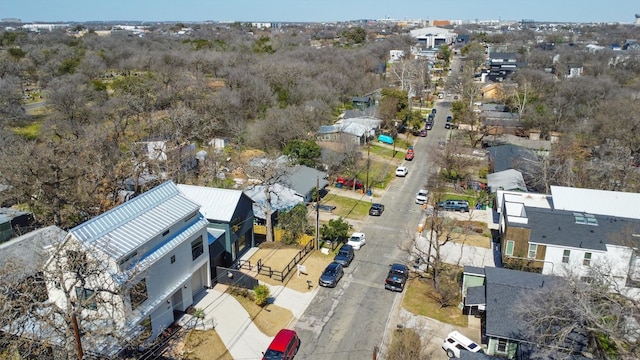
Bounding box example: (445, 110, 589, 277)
(405, 148, 414, 160)
(419, 129, 428, 137)
(319, 262, 344, 288)
(369, 203, 385, 216)
(425, 121, 433, 130)
(415, 189, 429, 205)
(263, 329, 301, 360)
(333, 244, 354, 267)
(347, 232, 366, 250)
(431, 108, 437, 114)
(384, 263, 409, 292)
(395, 166, 408, 177)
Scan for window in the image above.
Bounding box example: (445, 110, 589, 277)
(75, 287, 97, 310)
(528, 244, 537, 259)
(191, 236, 204, 260)
(171, 255, 176, 264)
(497, 339, 508, 353)
(583, 252, 592, 266)
(162, 229, 170, 236)
(505, 241, 514, 256)
(130, 279, 148, 309)
(562, 250, 570, 264)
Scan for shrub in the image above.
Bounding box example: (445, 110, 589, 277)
(253, 284, 270, 307)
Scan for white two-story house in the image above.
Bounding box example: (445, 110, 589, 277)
(45, 181, 210, 356)
(497, 186, 640, 299)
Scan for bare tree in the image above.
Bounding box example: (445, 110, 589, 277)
(245, 154, 289, 243)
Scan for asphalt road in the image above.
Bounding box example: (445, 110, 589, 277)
(293, 99, 454, 359)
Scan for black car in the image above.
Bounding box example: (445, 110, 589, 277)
(333, 244, 354, 267)
(319, 262, 344, 287)
(444, 122, 451, 129)
(425, 121, 433, 130)
(369, 203, 385, 216)
(446, 115, 452, 122)
(431, 108, 437, 114)
(385, 263, 409, 292)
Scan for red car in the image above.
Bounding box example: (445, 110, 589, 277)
(263, 329, 300, 360)
(336, 176, 364, 189)
(405, 148, 415, 161)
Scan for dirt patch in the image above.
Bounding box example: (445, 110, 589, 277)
(183, 329, 233, 360)
(247, 243, 334, 293)
(232, 293, 293, 336)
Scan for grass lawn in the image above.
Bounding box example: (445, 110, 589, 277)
(321, 193, 371, 219)
(354, 159, 397, 190)
(183, 330, 233, 360)
(403, 277, 468, 327)
(369, 143, 407, 160)
(233, 294, 293, 336)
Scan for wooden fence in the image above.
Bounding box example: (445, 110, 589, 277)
(257, 240, 315, 282)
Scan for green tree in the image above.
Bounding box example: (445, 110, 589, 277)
(283, 139, 321, 168)
(320, 217, 350, 244)
(277, 203, 309, 245)
(343, 27, 367, 44)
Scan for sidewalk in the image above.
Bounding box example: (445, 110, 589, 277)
(186, 250, 319, 359)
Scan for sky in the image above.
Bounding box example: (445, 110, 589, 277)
(3, 0, 639, 24)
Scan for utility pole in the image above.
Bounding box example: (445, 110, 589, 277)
(71, 312, 84, 359)
(315, 175, 320, 250)
(366, 142, 371, 190)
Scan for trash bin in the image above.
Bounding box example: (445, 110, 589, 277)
(366, 189, 372, 196)
(336, 183, 343, 188)
(476, 203, 482, 210)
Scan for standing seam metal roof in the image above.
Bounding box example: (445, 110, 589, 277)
(70, 181, 201, 260)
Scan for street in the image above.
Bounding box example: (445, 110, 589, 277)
(293, 98, 454, 359)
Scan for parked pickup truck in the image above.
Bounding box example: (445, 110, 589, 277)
(385, 263, 409, 292)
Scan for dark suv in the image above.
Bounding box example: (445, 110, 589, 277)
(333, 244, 354, 267)
(438, 200, 470, 212)
(385, 263, 409, 292)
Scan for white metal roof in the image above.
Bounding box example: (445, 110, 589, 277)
(551, 186, 640, 219)
(177, 184, 244, 222)
(70, 181, 201, 259)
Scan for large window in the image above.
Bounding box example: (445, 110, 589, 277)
(130, 279, 148, 309)
(505, 241, 514, 256)
(75, 287, 97, 310)
(191, 236, 204, 261)
(562, 250, 571, 264)
(583, 252, 592, 266)
(528, 244, 537, 259)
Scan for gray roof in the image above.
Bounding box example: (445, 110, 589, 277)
(284, 165, 329, 198)
(523, 207, 640, 250)
(178, 184, 249, 222)
(487, 144, 537, 173)
(463, 265, 486, 275)
(484, 267, 560, 340)
(0, 225, 67, 276)
(486, 169, 527, 193)
(465, 285, 486, 306)
(70, 181, 204, 260)
(243, 183, 303, 220)
(551, 186, 640, 220)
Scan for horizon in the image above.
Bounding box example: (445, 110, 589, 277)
(3, 0, 638, 25)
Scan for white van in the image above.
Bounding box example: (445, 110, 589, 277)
(441, 331, 483, 358)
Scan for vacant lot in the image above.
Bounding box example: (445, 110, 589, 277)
(247, 243, 335, 293)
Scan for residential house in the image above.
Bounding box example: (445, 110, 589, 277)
(176, 184, 255, 280)
(0, 208, 34, 243)
(45, 181, 210, 356)
(462, 266, 590, 359)
(317, 117, 382, 146)
(497, 186, 640, 299)
(352, 96, 373, 110)
(282, 165, 329, 203)
(243, 183, 303, 226)
(137, 139, 198, 176)
(487, 52, 522, 81)
(486, 169, 527, 193)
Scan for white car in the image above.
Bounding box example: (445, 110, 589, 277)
(442, 331, 483, 358)
(415, 189, 429, 205)
(395, 166, 408, 177)
(347, 232, 366, 250)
